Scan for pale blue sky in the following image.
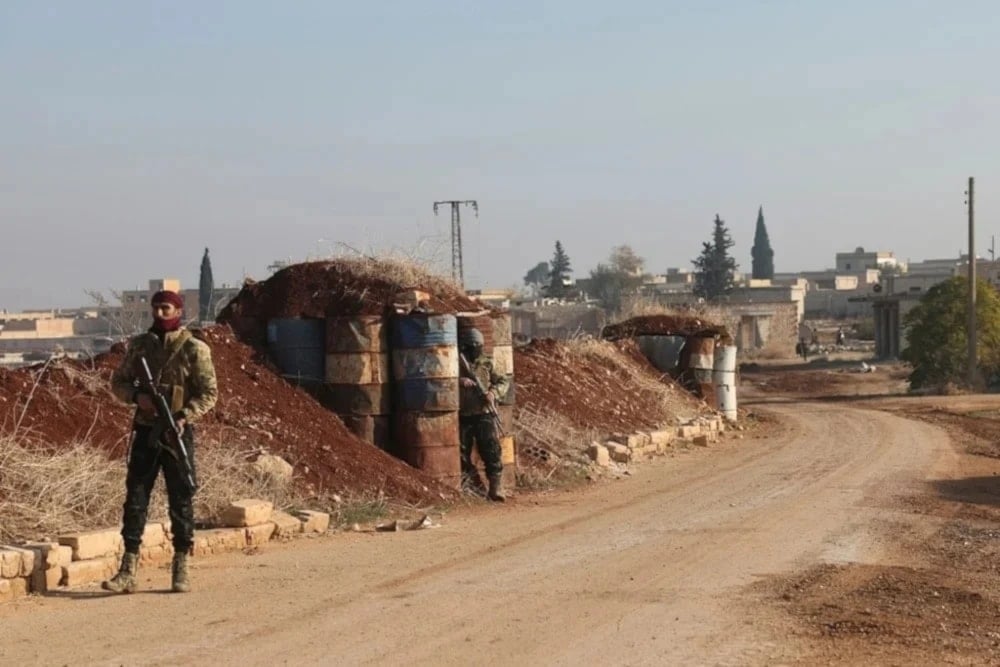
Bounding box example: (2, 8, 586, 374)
(1, 1, 997, 310)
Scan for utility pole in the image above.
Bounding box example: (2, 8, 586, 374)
(967, 177, 977, 386)
(433, 199, 478, 287)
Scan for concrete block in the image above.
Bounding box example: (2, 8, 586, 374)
(245, 522, 277, 546)
(606, 442, 630, 463)
(220, 499, 274, 528)
(648, 430, 674, 447)
(296, 510, 330, 534)
(32, 566, 63, 593)
(141, 522, 166, 548)
(270, 510, 303, 539)
(677, 425, 701, 439)
(62, 558, 115, 588)
(20, 542, 61, 570)
(195, 528, 248, 554)
(54, 545, 73, 568)
(1, 576, 30, 600)
(0, 544, 35, 577)
(693, 435, 711, 447)
(1, 549, 23, 578)
(139, 544, 173, 565)
(58, 529, 123, 561)
(587, 443, 610, 467)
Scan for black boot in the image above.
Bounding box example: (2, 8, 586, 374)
(487, 475, 505, 503)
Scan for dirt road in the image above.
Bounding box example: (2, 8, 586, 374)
(0, 401, 955, 666)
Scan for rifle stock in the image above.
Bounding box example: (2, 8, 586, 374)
(139, 357, 197, 492)
(459, 352, 506, 437)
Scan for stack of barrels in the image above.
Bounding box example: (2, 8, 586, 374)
(323, 316, 392, 451)
(265, 309, 517, 488)
(390, 313, 462, 487)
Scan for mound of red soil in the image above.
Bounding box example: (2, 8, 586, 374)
(218, 260, 482, 347)
(513, 338, 706, 435)
(602, 315, 726, 340)
(0, 326, 455, 505)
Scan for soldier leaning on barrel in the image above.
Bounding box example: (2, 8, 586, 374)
(458, 327, 510, 502)
(103, 290, 218, 594)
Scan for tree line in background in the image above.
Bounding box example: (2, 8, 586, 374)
(521, 207, 776, 311)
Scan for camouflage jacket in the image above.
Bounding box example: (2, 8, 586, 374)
(460, 355, 510, 416)
(111, 328, 218, 426)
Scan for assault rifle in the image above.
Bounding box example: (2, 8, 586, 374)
(139, 357, 197, 493)
(458, 353, 506, 437)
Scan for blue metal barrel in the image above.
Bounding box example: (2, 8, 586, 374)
(390, 313, 461, 486)
(266, 318, 325, 385)
(390, 314, 459, 412)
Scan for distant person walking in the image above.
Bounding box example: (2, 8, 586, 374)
(798, 321, 813, 360)
(104, 290, 218, 594)
(836, 327, 846, 347)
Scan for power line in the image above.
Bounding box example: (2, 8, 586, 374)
(433, 200, 478, 287)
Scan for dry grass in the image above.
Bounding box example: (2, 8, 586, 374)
(617, 296, 682, 320)
(514, 405, 598, 464)
(565, 338, 705, 422)
(321, 240, 463, 296)
(0, 434, 309, 543)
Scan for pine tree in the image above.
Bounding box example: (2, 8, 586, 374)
(548, 241, 572, 297)
(692, 215, 738, 300)
(199, 248, 214, 323)
(751, 206, 775, 280)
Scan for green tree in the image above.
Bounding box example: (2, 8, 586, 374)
(548, 241, 572, 297)
(750, 206, 774, 280)
(901, 277, 1000, 389)
(523, 261, 550, 291)
(199, 248, 214, 323)
(692, 215, 738, 300)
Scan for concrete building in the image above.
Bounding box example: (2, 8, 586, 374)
(836, 247, 902, 274)
(510, 303, 606, 340)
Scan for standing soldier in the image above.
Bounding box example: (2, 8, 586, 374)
(458, 327, 510, 502)
(103, 290, 218, 594)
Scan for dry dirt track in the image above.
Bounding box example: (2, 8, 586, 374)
(0, 401, 957, 666)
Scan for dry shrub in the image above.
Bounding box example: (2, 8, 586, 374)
(514, 405, 597, 464)
(0, 436, 124, 542)
(325, 240, 460, 295)
(0, 434, 307, 543)
(617, 296, 683, 320)
(565, 337, 702, 422)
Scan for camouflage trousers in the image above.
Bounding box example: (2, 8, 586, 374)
(120, 423, 197, 554)
(460, 414, 503, 480)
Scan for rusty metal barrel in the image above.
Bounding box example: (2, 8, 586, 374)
(687, 336, 716, 400)
(390, 313, 460, 486)
(491, 312, 515, 406)
(457, 311, 495, 353)
(322, 316, 392, 451)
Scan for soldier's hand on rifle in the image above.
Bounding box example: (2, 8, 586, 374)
(460, 377, 476, 388)
(485, 390, 496, 406)
(175, 417, 186, 432)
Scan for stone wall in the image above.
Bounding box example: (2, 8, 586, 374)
(0, 501, 329, 603)
(700, 301, 799, 355)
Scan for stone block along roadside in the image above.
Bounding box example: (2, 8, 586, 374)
(220, 499, 274, 528)
(58, 529, 123, 561)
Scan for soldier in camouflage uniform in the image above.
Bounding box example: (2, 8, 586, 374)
(458, 327, 510, 502)
(103, 290, 218, 594)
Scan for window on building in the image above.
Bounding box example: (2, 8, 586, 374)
(845, 263, 852, 270)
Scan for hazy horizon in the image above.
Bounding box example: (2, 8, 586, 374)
(2, 1, 997, 311)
